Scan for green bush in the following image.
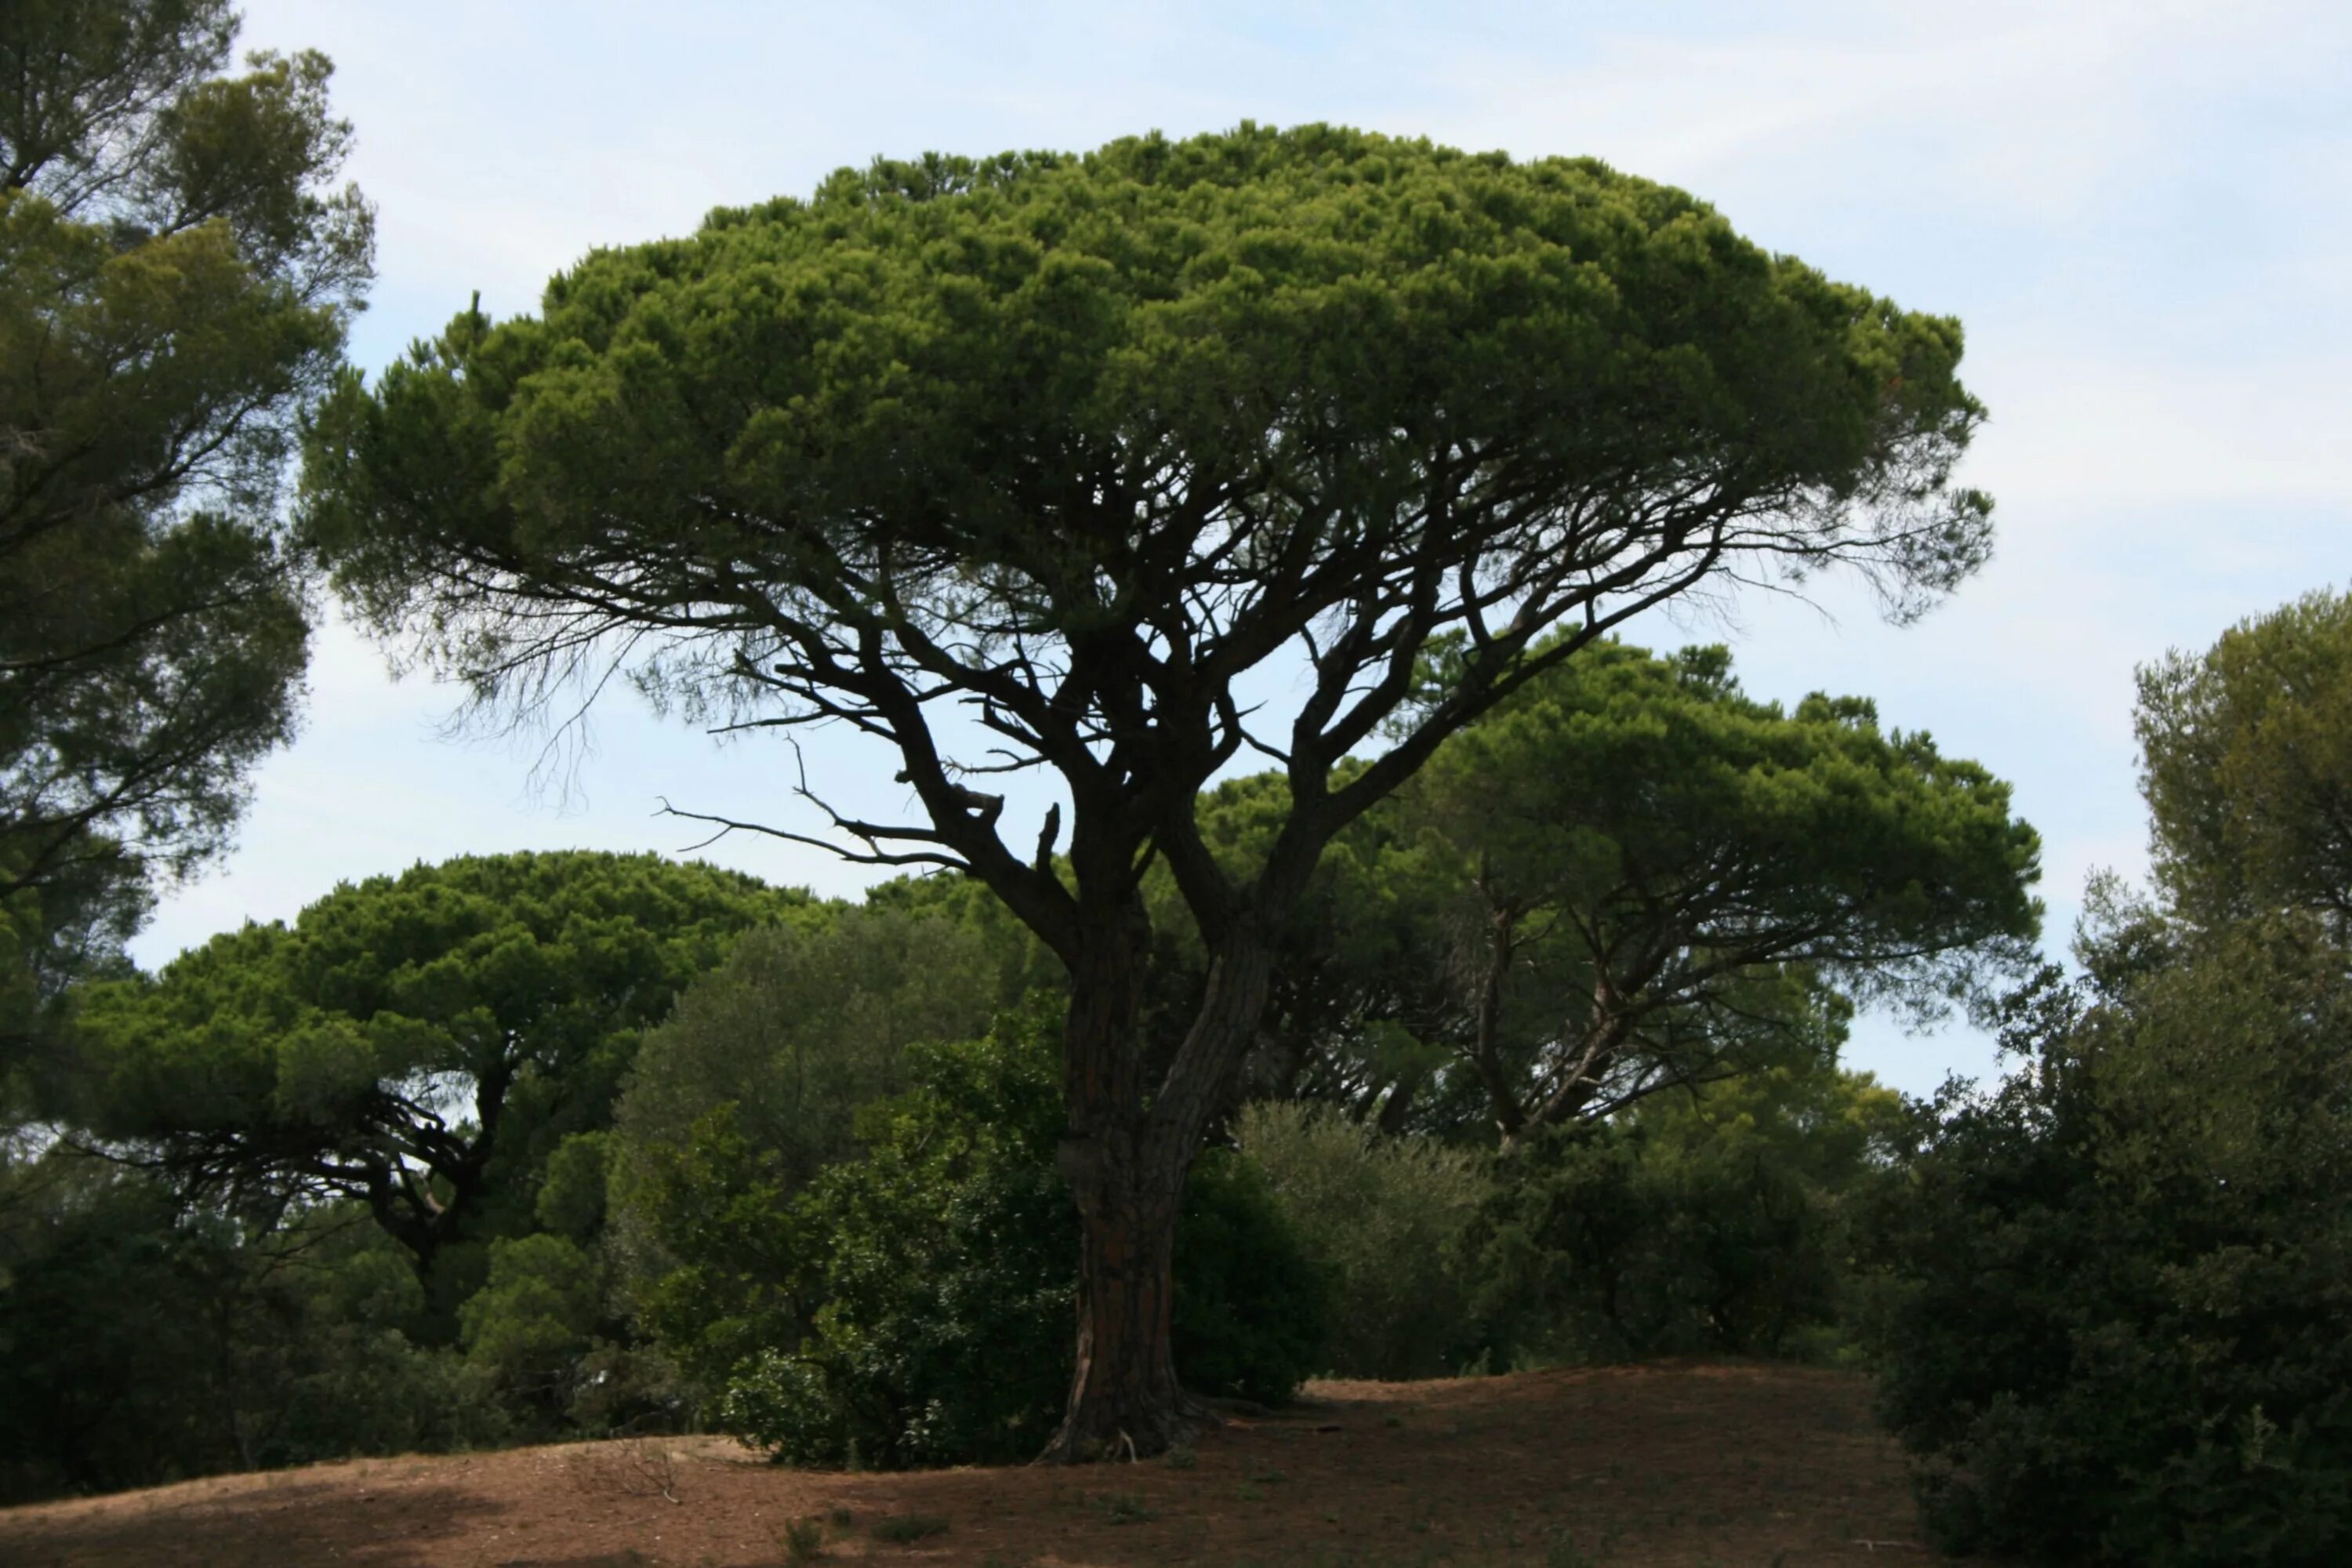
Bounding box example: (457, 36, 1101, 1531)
(1466, 1061, 1903, 1368)
(632, 1002, 1328, 1466)
(1865, 928, 2352, 1566)
(453, 1211, 691, 1439)
(0, 1157, 508, 1501)
(1171, 1145, 1332, 1404)
(614, 1100, 812, 1403)
(460, 1234, 604, 1418)
(605, 908, 1006, 1322)
(717, 1009, 1076, 1468)
(1235, 1101, 1489, 1378)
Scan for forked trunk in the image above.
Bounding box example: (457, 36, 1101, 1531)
(1040, 909, 1275, 1462)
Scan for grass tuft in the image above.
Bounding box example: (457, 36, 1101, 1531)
(1091, 1490, 1158, 1524)
(775, 1514, 826, 1564)
(871, 1512, 951, 1544)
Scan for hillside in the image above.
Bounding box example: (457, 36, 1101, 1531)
(0, 1363, 1926, 1566)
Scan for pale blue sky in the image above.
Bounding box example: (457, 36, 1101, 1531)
(138, 1, 2352, 1096)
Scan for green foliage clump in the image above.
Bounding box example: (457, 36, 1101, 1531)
(607, 908, 1004, 1298)
(713, 1011, 1077, 1468)
(1865, 931, 2352, 1566)
(629, 1003, 1328, 1466)
(1171, 1146, 1333, 1405)
(618, 1101, 808, 1404)
(1862, 589, 2352, 1566)
(67, 849, 806, 1325)
(0, 1153, 503, 1503)
(1235, 1101, 1491, 1378)
(1468, 1058, 1906, 1367)
(453, 1221, 679, 1439)
(459, 1233, 604, 1413)
(2136, 586, 2352, 931)
(2, 0, 372, 1067)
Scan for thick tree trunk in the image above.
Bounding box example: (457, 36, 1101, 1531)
(1040, 907, 1275, 1462)
(1045, 1133, 1200, 1460)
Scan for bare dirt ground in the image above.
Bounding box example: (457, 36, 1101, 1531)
(0, 1362, 1932, 1567)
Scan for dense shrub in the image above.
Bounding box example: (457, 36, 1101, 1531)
(613, 1102, 811, 1406)
(455, 1167, 691, 1439)
(459, 1233, 605, 1422)
(1235, 1101, 1490, 1378)
(630, 1003, 1329, 1466)
(0, 1156, 506, 1501)
(612, 909, 1004, 1185)
(1466, 1061, 1904, 1368)
(606, 909, 1003, 1305)
(1865, 926, 2352, 1566)
(1171, 1145, 1333, 1403)
(713, 1007, 1078, 1467)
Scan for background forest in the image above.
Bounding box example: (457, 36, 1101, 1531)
(5, 6, 2349, 1567)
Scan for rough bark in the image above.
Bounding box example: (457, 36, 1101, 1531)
(1047, 1133, 1198, 1460)
(1040, 904, 1276, 1461)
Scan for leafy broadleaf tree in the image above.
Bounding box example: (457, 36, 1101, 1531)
(299, 125, 1994, 1455)
(605, 904, 1009, 1312)
(1867, 590, 2352, 1564)
(69, 851, 803, 1324)
(2136, 586, 2352, 934)
(0, 0, 373, 1069)
(1232, 1100, 1493, 1379)
(1870, 926, 2352, 1566)
(613, 906, 1005, 1196)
